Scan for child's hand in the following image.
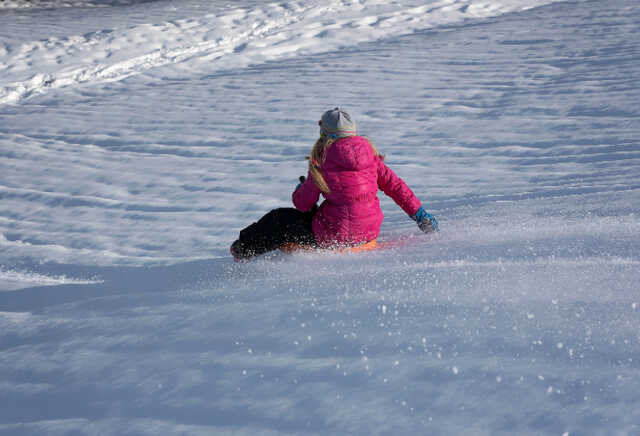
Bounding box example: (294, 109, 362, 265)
(411, 207, 438, 233)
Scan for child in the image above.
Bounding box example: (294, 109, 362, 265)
(230, 107, 438, 261)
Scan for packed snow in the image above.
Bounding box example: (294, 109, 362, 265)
(1, 0, 639, 434)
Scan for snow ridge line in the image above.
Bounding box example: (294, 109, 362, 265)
(0, 0, 561, 105)
(0, 0, 138, 9)
(0, 267, 103, 290)
(0, 183, 196, 212)
(423, 257, 640, 269)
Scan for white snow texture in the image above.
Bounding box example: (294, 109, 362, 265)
(1, 0, 639, 435)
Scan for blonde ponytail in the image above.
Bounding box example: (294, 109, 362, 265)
(306, 136, 332, 193)
(306, 136, 384, 194)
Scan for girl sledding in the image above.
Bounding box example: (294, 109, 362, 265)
(231, 107, 438, 261)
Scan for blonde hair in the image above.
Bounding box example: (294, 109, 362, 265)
(307, 136, 383, 194)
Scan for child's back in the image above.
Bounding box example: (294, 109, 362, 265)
(293, 135, 420, 247)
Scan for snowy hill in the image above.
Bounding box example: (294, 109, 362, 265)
(1, 0, 639, 434)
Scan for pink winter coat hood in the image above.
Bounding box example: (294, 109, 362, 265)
(292, 136, 421, 247)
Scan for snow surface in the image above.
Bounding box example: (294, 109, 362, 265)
(1, 0, 639, 434)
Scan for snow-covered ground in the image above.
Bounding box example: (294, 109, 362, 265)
(1, 0, 639, 434)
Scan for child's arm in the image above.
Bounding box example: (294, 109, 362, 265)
(376, 159, 422, 216)
(377, 159, 438, 233)
(292, 172, 321, 212)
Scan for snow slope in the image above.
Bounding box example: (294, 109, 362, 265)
(1, 0, 639, 434)
(1, 0, 564, 105)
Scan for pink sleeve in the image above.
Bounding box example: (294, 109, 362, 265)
(292, 172, 321, 212)
(377, 159, 422, 216)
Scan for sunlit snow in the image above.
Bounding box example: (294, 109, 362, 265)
(1, 0, 639, 434)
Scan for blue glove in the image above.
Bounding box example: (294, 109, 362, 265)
(295, 175, 305, 191)
(411, 206, 438, 233)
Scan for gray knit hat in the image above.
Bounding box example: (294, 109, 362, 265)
(319, 107, 357, 138)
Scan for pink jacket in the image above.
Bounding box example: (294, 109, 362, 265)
(292, 136, 421, 247)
